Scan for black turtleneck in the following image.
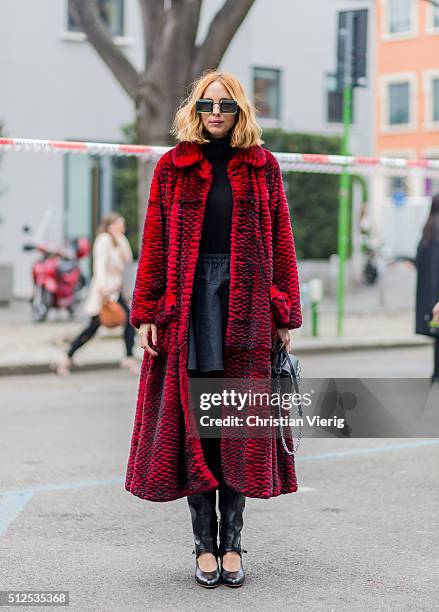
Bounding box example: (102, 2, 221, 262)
(199, 132, 236, 253)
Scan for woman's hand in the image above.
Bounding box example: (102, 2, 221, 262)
(433, 302, 439, 324)
(276, 327, 291, 353)
(139, 323, 158, 357)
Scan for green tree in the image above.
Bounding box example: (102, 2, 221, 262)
(262, 129, 343, 259)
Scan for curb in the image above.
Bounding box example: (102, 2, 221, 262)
(294, 336, 431, 355)
(0, 336, 432, 376)
(0, 360, 122, 377)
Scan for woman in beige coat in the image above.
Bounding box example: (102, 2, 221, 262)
(56, 213, 138, 375)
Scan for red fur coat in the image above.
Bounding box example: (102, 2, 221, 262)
(125, 140, 302, 502)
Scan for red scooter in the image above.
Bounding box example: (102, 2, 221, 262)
(23, 236, 91, 322)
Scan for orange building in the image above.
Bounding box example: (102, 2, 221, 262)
(376, 0, 439, 197)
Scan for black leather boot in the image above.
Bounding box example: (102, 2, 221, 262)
(218, 485, 246, 587)
(187, 490, 221, 588)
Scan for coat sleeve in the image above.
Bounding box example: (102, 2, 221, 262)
(93, 233, 112, 293)
(129, 158, 167, 329)
(269, 156, 302, 330)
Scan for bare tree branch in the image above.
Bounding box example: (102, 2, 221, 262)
(182, 0, 204, 56)
(69, 0, 139, 100)
(136, 0, 201, 115)
(161, 0, 203, 83)
(191, 0, 256, 80)
(68, 0, 259, 225)
(138, 0, 165, 69)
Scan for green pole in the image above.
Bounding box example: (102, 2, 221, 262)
(337, 83, 352, 336)
(311, 301, 318, 337)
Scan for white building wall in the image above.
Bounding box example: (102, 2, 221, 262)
(0, 0, 375, 297)
(210, 0, 375, 154)
(0, 0, 143, 297)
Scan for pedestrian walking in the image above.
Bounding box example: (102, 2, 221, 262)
(125, 70, 302, 588)
(56, 213, 138, 376)
(415, 194, 439, 384)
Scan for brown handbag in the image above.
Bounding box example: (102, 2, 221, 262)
(99, 297, 127, 328)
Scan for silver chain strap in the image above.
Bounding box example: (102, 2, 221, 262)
(273, 351, 303, 455)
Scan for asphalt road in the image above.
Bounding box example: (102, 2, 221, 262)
(1, 347, 438, 611)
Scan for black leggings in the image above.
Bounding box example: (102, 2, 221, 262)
(187, 368, 246, 556)
(434, 337, 439, 378)
(67, 294, 134, 358)
(188, 368, 239, 490)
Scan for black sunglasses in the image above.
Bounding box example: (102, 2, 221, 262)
(195, 98, 239, 114)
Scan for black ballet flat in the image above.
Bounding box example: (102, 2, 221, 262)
(194, 552, 221, 588)
(220, 550, 246, 587)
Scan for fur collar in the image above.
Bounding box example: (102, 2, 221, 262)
(171, 140, 266, 168)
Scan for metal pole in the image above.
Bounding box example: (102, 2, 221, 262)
(337, 11, 353, 336)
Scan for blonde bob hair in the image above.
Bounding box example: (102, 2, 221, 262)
(171, 70, 264, 148)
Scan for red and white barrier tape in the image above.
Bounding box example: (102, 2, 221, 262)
(0, 137, 167, 161)
(2, 137, 439, 176)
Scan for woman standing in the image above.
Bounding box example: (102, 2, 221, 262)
(415, 194, 439, 384)
(56, 213, 138, 376)
(125, 71, 302, 588)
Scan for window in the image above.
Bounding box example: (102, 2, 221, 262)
(68, 0, 124, 37)
(253, 68, 281, 119)
(388, 82, 410, 125)
(433, 79, 439, 123)
(326, 90, 355, 124)
(423, 153, 439, 197)
(381, 152, 412, 198)
(425, 2, 439, 32)
(381, 74, 416, 131)
(424, 175, 439, 197)
(327, 89, 343, 123)
(388, 176, 409, 198)
(387, 0, 411, 35)
(423, 71, 439, 127)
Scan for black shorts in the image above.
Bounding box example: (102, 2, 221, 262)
(187, 252, 230, 372)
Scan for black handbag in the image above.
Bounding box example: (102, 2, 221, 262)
(271, 337, 303, 454)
